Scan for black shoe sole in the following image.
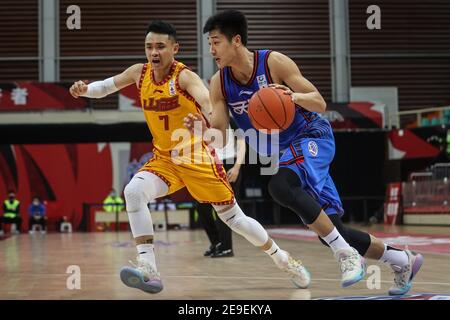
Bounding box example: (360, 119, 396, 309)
(211, 251, 234, 258)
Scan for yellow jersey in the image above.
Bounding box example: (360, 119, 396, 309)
(137, 61, 234, 205)
(139, 61, 203, 154)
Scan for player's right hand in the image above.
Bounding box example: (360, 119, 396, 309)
(183, 113, 207, 134)
(69, 80, 88, 98)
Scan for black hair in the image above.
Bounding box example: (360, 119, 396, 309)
(146, 20, 177, 42)
(203, 9, 248, 46)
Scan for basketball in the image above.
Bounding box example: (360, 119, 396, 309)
(248, 87, 295, 132)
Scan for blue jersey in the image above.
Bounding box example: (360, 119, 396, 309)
(221, 49, 329, 155)
(221, 50, 344, 216)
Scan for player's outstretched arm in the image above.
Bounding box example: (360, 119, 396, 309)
(69, 63, 143, 99)
(268, 52, 326, 113)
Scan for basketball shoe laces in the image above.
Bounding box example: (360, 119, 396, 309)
(338, 250, 360, 274)
(283, 256, 307, 280)
(392, 264, 410, 289)
(129, 257, 160, 282)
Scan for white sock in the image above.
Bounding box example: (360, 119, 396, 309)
(321, 227, 351, 254)
(264, 241, 289, 268)
(380, 244, 409, 267)
(137, 243, 157, 271)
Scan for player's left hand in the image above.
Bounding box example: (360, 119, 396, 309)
(183, 113, 207, 135)
(269, 83, 293, 95)
(269, 84, 303, 105)
(226, 165, 240, 183)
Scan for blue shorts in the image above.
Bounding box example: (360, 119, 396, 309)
(279, 123, 344, 217)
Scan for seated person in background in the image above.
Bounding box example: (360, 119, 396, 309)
(103, 188, 125, 213)
(1, 191, 22, 234)
(103, 188, 125, 231)
(58, 216, 72, 233)
(28, 197, 47, 234)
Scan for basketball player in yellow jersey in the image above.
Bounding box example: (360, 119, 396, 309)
(69, 20, 310, 294)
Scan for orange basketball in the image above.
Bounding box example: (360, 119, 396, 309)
(248, 87, 295, 132)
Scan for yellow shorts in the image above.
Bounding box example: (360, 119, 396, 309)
(139, 145, 234, 205)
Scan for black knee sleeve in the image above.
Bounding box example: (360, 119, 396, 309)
(318, 214, 371, 256)
(268, 168, 321, 225)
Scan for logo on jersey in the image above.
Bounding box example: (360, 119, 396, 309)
(308, 141, 318, 157)
(229, 100, 249, 115)
(257, 74, 268, 89)
(238, 90, 254, 97)
(142, 96, 179, 111)
(169, 79, 176, 96)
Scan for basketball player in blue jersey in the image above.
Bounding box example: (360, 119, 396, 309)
(186, 9, 423, 294)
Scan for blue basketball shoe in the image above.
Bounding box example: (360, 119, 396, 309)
(120, 256, 163, 294)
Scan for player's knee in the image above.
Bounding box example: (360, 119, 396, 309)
(268, 170, 295, 207)
(124, 179, 148, 212)
(268, 169, 321, 225)
(214, 203, 244, 229)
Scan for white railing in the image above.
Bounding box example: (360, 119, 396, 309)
(409, 172, 433, 182)
(403, 179, 450, 208)
(433, 163, 450, 180)
(404, 163, 450, 208)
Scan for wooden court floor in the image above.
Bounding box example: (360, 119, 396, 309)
(1, 224, 449, 300)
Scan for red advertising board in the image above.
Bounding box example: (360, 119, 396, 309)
(0, 82, 88, 111)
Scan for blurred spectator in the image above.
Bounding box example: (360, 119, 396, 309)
(103, 189, 125, 213)
(1, 191, 22, 234)
(58, 216, 72, 233)
(103, 189, 125, 231)
(28, 196, 47, 234)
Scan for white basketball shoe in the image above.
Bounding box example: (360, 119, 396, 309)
(388, 250, 423, 296)
(335, 247, 366, 287)
(279, 254, 311, 289)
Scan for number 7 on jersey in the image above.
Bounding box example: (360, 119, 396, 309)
(159, 115, 169, 130)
